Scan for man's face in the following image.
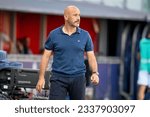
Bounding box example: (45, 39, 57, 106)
(66, 8, 80, 27)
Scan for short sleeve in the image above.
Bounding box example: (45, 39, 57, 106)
(85, 32, 94, 51)
(45, 33, 54, 50)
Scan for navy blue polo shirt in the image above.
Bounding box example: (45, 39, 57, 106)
(45, 26, 93, 77)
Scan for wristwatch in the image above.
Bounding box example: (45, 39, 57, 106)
(92, 71, 99, 75)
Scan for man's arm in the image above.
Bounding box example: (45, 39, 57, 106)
(86, 51, 99, 85)
(36, 49, 53, 92)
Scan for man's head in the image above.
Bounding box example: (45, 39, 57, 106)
(64, 5, 80, 27)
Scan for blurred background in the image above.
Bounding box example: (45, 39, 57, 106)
(0, 0, 150, 100)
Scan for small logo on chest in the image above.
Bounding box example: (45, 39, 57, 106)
(77, 40, 80, 42)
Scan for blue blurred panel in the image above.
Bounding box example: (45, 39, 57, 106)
(95, 64, 108, 99)
(95, 63, 120, 100)
(110, 64, 120, 99)
(13, 61, 40, 69)
(21, 62, 33, 68)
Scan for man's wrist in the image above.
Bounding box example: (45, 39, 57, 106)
(92, 71, 99, 75)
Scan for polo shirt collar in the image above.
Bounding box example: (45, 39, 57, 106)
(60, 26, 81, 34)
(76, 27, 81, 34)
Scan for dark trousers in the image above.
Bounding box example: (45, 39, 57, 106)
(145, 88, 150, 100)
(49, 74, 86, 100)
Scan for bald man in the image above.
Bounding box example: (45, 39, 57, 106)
(36, 5, 99, 100)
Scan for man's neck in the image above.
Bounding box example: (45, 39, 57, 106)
(63, 25, 77, 36)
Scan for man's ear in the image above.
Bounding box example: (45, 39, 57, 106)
(64, 15, 68, 20)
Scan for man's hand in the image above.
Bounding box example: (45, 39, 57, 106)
(91, 74, 99, 85)
(36, 77, 45, 93)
